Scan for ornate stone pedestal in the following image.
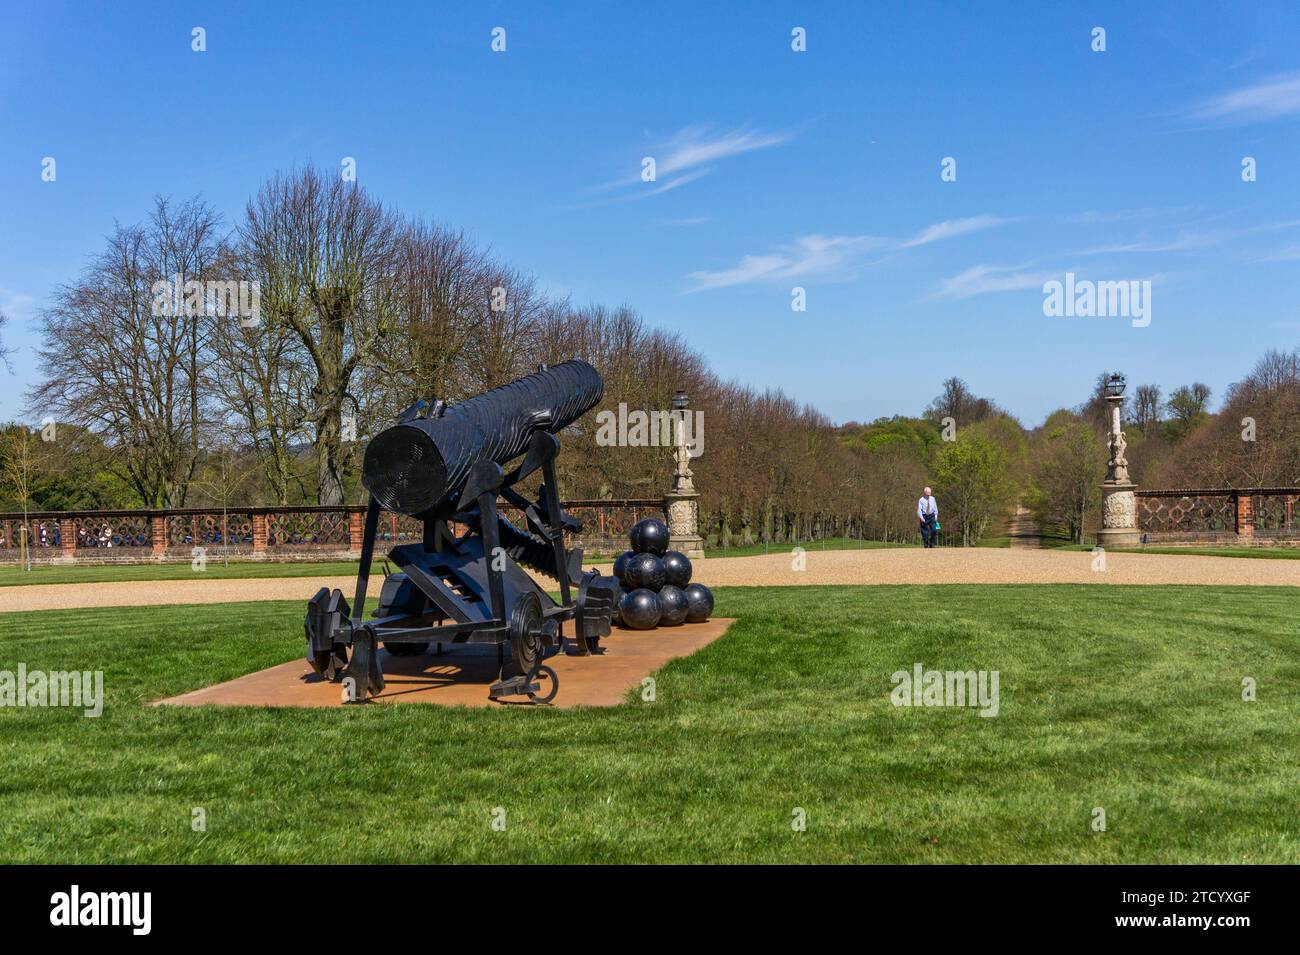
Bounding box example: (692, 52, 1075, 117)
(665, 490, 705, 559)
(1098, 385, 1140, 547)
(1097, 482, 1139, 548)
(665, 398, 705, 559)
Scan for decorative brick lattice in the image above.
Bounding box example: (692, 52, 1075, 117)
(0, 519, 52, 558)
(1250, 494, 1298, 539)
(564, 502, 666, 555)
(1, 500, 670, 565)
(1138, 494, 1236, 534)
(164, 513, 255, 554)
(1137, 489, 1300, 544)
(375, 513, 424, 548)
(266, 511, 351, 550)
(78, 514, 152, 550)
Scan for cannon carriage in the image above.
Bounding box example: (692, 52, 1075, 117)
(305, 360, 618, 704)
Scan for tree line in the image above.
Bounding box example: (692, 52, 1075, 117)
(2, 166, 1298, 547)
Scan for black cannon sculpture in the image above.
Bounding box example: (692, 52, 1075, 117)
(305, 360, 618, 704)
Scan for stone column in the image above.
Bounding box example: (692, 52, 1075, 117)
(1097, 395, 1140, 548)
(665, 406, 704, 559)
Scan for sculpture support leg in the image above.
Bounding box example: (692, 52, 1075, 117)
(342, 626, 385, 703)
(541, 455, 571, 606)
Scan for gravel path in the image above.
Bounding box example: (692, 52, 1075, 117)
(1007, 505, 1044, 549)
(3, 548, 1296, 613)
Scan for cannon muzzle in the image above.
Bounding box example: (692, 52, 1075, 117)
(362, 359, 604, 517)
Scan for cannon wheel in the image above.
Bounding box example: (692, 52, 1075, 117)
(527, 664, 559, 704)
(510, 592, 544, 674)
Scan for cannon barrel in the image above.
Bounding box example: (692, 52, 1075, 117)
(362, 359, 604, 517)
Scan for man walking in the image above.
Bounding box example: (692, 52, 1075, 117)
(917, 486, 939, 548)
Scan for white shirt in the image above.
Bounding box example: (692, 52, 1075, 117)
(917, 496, 938, 520)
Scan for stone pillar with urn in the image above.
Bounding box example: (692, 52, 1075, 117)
(664, 389, 705, 559)
(1096, 373, 1141, 548)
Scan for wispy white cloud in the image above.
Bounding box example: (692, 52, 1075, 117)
(687, 215, 1013, 291)
(928, 264, 1052, 302)
(1228, 46, 1266, 71)
(899, 214, 1016, 248)
(688, 234, 885, 290)
(1079, 218, 1300, 256)
(638, 167, 711, 198)
(1186, 71, 1300, 124)
(590, 123, 793, 203)
(1063, 207, 1193, 225)
(656, 124, 791, 177)
(1080, 232, 1219, 255)
(654, 215, 713, 227)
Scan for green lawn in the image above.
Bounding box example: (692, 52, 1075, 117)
(2, 585, 1296, 863)
(0, 560, 372, 587)
(0, 541, 908, 585)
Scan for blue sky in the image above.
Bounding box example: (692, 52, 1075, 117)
(2, 0, 1298, 426)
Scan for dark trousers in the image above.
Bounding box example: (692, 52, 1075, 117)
(920, 519, 937, 548)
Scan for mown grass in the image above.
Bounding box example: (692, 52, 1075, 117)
(0, 541, 908, 586)
(1, 585, 1297, 864)
(0, 560, 374, 588)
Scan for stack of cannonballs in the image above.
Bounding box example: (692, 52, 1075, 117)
(612, 518, 714, 629)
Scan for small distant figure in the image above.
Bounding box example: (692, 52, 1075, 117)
(917, 486, 939, 548)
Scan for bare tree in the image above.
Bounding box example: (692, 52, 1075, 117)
(30, 196, 224, 506)
(1134, 384, 1161, 432)
(357, 220, 496, 435)
(925, 376, 996, 425)
(458, 262, 549, 394)
(208, 310, 312, 504)
(0, 425, 40, 570)
(0, 308, 13, 371)
(240, 166, 400, 504)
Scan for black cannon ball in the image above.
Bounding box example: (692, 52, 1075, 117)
(661, 550, 692, 588)
(618, 588, 662, 630)
(630, 518, 670, 555)
(683, 582, 714, 623)
(612, 550, 636, 584)
(657, 584, 689, 626)
(624, 552, 666, 591)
